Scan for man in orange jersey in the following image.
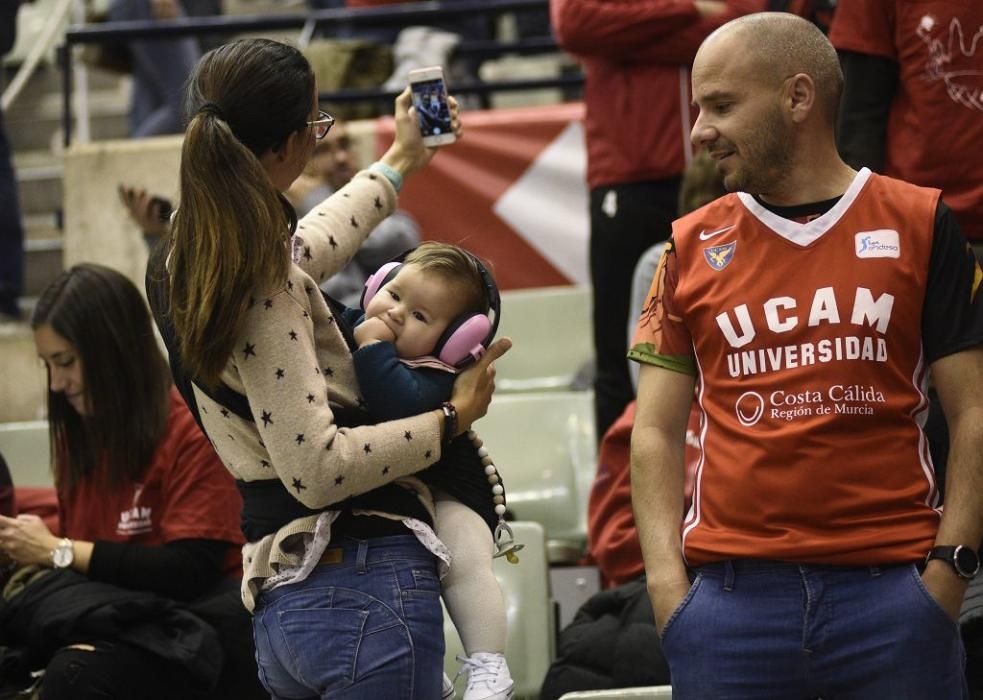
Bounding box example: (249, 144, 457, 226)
(629, 12, 983, 698)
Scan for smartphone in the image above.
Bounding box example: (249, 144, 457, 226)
(149, 196, 173, 223)
(407, 66, 456, 147)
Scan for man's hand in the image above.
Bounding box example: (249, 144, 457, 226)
(354, 316, 396, 347)
(648, 574, 693, 637)
(118, 185, 170, 238)
(921, 559, 969, 623)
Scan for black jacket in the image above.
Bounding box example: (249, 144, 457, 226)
(540, 577, 671, 699)
(0, 567, 222, 690)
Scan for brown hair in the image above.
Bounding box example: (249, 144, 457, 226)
(679, 149, 727, 215)
(403, 242, 490, 317)
(31, 264, 172, 492)
(168, 38, 314, 388)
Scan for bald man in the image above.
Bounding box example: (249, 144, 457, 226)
(629, 12, 983, 698)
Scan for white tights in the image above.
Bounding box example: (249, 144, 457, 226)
(435, 496, 507, 655)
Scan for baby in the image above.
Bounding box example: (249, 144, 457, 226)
(349, 242, 514, 700)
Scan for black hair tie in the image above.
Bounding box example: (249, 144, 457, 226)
(198, 102, 226, 121)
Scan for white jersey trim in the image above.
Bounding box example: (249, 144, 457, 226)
(910, 347, 941, 511)
(736, 168, 873, 247)
(681, 353, 707, 559)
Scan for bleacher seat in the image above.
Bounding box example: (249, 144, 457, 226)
(0, 420, 52, 487)
(474, 391, 596, 562)
(559, 688, 673, 699)
(496, 286, 593, 393)
(443, 520, 555, 700)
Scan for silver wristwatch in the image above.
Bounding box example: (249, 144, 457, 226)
(51, 537, 74, 569)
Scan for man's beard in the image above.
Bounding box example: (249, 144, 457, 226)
(722, 111, 794, 195)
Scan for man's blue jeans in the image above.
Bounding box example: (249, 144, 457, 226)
(661, 561, 967, 699)
(252, 535, 444, 700)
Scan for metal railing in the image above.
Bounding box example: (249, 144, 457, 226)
(59, 0, 580, 146)
(2, 0, 75, 112)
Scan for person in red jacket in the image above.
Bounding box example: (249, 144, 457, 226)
(830, 0, 983, 244)
(549, 0, 765, 440)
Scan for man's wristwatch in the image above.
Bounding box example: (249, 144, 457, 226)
(51, 538, 74, 569)
(926, 545, 980, 580)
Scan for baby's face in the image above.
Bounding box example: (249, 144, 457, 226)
(364, 263, 466, 359)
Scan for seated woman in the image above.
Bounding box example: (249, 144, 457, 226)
(0, 263, 252, 700)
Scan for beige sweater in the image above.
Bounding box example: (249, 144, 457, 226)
(195, 171, 442, 611)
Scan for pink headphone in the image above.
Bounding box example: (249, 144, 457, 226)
(360, 251, 500, 368)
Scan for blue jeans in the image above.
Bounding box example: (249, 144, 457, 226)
(108, 0, 200, 137)
(252, 535, 444, 700)
(661, 561, 967, 699)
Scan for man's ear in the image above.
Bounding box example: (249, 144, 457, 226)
(787, 73, 816, 124)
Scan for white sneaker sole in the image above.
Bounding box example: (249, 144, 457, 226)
(463, 687, 514, 700)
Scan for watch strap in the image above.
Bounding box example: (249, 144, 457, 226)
(926, 545, 980, 580)
(441, 402, 458, 447)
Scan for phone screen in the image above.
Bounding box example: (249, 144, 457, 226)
(410, 77, 453, 138)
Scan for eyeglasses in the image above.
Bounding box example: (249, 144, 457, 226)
(307, 110, 335, 140)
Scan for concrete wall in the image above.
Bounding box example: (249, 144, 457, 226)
(63, 135, 184, 290)
(0, 324, 47, 422)
(62, 120, 378, 294)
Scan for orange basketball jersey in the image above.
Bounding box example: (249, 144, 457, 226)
(631, 168, 947, 567)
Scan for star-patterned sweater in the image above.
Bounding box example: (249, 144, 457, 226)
(193, 170, 443, 611)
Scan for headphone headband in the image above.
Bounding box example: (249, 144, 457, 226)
(360, 246, 500, 368)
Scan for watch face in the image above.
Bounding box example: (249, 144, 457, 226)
(955, 546, 980, 578)
(52, 541, 73, 568)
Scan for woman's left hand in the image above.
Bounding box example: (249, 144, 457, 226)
(0, 514, 59, 567)
(381, 88, 463, 180)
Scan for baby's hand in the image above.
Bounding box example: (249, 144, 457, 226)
(354, 317, 396, 347)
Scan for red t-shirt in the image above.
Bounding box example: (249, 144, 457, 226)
(830, 0, 983, 240)
(551, 0, 767, 189)
(587, 400, 702, 587)
(630, 170, 972, 568)
(58, 388, 244, 575)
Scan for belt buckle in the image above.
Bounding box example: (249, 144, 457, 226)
(319, 547, 343, 565)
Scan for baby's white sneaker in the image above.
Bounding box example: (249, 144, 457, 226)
(456, 652, 514, 700)
(442, 671, 456, 699)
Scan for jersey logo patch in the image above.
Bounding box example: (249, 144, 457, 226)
(736, 391, 765, 427)
(855, 230, 900, 259)
(704, 241, 736, 271)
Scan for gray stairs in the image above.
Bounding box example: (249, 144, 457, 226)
(7, 63, 129, 307)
